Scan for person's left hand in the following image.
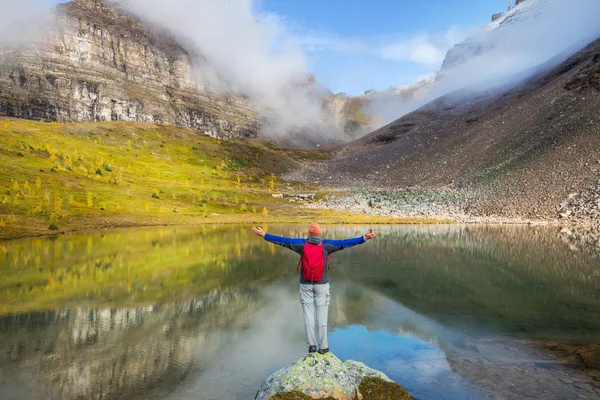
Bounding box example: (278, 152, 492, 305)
(252, 227, 266, 237)
(364, 231, 378, 240)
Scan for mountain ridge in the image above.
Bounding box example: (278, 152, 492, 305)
(289, 35, 600, 221)
(0, 0, 436, 145)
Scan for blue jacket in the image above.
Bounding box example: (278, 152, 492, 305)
(264, 234, 365, 284)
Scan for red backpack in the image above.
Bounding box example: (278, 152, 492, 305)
(297, 241, 326, 283)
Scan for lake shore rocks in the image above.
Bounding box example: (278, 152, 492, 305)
(254, 352, 413, 400)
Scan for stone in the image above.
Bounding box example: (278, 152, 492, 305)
(492, 13, 505, 22)
(254, 353, 410, 400)
(344, 360, 392, 393)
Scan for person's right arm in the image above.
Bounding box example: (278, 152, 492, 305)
(252, 227, 305, 254)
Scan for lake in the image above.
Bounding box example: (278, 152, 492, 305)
(1, 224, 599, 400)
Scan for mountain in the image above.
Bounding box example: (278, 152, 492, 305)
(442, 0, 541, 70)
(291, 33, 600, 220)
(0, 0, 261, 139)
(0, 0, 365, 143)
(0, 0, 440, 145)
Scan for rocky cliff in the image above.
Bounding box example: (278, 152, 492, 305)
(0, 0, 260, 139)
(442, 0, 534, 71)
(0, 0, 436, 144)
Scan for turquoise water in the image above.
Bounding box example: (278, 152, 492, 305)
(1, 224, 599, 399)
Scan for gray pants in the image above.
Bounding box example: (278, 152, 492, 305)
(299, 283, 330, 349)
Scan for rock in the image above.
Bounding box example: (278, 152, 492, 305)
(492, 13, 505, 22)
(344, 360, 392, 393)
(283, 193, 317, 201)
(255, 353, 412, 400)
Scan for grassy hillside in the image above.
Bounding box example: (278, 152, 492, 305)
(0, 119, 421, 239)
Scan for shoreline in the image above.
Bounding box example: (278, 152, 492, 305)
(0, 209, 583, 243)
(0, 212, 449, 242)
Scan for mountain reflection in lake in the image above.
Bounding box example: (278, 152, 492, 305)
(0, 224, 599, 400)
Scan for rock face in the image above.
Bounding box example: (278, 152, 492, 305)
(492, 12, 505, 22)
(0, 0, 260, 139)
(443, 0, 533, 71)
(254, 353, 403, 400)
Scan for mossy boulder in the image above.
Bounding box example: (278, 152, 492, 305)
(255, 353, 413, 400)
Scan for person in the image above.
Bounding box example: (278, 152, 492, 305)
(251, 223, 378, 354)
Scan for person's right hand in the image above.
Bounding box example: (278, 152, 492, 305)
(251, 227, 266, 237)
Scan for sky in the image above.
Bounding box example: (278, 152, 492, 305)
(41, 0, 508, 96)
(257, 0, 509, 94)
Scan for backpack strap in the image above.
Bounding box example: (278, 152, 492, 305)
(297, 239, 308, 271)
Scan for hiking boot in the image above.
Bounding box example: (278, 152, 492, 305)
(318, 347, 329, 355)
(308, 345, 317, 353)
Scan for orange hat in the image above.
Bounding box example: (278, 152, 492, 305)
(308, 222, 321, 237)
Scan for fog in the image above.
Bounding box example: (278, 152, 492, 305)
(120, 0, 337, 142)
(123, 0, 600, 138)
(0, 0, 56, 45)
(367, 0, 600, 126)
(2, 0, 600, 143)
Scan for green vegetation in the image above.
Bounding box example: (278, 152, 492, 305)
(357, 377, 414, 400)
(0, 119, 440, 240)
(270, 377, 412, 400)
(0, 225, 300, 315)
(269, 391, 336, 400)
(0, 118, 307, 237)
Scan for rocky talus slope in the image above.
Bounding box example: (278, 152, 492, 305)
(291, 36, 600, 222)
(0, 0, 260, 139)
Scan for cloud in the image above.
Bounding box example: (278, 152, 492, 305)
(377, 28, 468, 67)
(434, 0, 600, 94)
(0, 0, 56, 45)
(294, 26, 467, 69)
(119, 0, 340, 144)
(365, 0, 600, 127)
(297, 32, 365, 53)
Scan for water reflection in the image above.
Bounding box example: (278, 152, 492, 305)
(0, 288, 260, 400)
(0, 226, 294, 314)
(1, 224, 600, 399)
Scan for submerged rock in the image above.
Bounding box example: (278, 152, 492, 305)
(255, 353, 413, 400)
